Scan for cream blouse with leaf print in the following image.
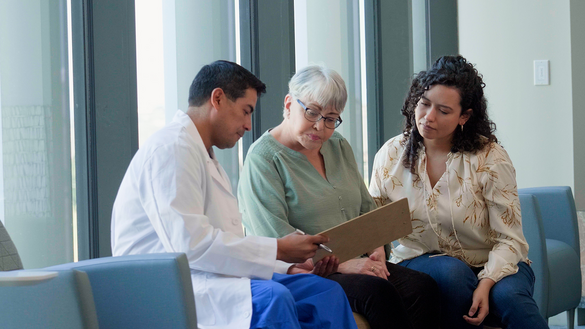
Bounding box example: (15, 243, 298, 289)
(369, 134, 530, 283)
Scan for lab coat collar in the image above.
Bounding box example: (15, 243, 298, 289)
(172, 110, 234, 194)
(206, 150, 234, 195)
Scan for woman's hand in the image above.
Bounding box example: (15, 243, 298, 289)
(463, 278, 495, 326)
(368, 246, 386, 263)
(337, 256, 389, 280)
(287, 256, 339, 277)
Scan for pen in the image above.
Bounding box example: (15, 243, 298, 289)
(294, 229, 333, 253)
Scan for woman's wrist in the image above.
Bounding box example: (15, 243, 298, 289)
(477, 278, 496, 292)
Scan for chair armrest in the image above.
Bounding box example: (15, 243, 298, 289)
(0, 270, 57, 287)
(46, 253, 197, 329)
(0, 269, 98, 328)
(519, 193, 549, 318)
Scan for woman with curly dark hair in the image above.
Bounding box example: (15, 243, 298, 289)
(369, 55, 548, 329)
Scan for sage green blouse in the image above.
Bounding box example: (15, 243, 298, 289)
(238, 130, 376, 238)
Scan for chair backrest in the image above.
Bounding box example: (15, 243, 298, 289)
(520, 186, 582, 318)
(46, 253, 197, 329)
(519, 186, 580, 255)
(518, 193, 549, 319)
(0, 220, 23, 271)
(0, 269, 99, 328)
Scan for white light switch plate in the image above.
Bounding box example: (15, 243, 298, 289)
(534, 60, 549, 85)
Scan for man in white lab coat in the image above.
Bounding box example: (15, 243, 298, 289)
(111, 60, 357, 329)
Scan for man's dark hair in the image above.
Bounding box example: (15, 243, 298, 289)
(188, 60, 266, 107)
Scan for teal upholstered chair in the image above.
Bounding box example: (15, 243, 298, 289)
(518, 194, 548, 318)
(46, 253, 197, 329)
(0, 269, 99, 328)
(519, 186, 581, 328)
(1, 221, 99, 328)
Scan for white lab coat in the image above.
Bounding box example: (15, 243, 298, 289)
(112, 111, 290, 329)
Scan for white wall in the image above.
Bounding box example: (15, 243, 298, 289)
(458, 0, 574, 190)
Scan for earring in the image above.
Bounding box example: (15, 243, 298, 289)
(460, 124, 464, 132)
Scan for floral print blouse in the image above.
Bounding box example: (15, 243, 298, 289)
(369, 134, 530, 282)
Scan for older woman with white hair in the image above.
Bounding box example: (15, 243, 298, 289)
(238, 65, 440, 329)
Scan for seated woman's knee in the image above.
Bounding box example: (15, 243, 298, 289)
(430, 258, 477, 292)
(411, 269, 439, 291)
(416, 271, 440, 301)
(489, 279, 527, 306)
(369, 276, 402, 301)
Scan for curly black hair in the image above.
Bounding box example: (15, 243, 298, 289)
(400, 55, 497, 173)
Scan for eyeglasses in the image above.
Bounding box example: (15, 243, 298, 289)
(296, 99, 342, 129)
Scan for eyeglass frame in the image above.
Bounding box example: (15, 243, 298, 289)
(296, 99, 343, 129)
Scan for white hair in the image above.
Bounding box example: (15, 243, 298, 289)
(288, 65, 347, 114)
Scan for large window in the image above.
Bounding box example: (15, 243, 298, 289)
(0, 0, 76, 268)
(0, 0, 442, 267)
(294, 0, 368, 179)
(136, 0, 240, 191)
(135, 0, 433, 190)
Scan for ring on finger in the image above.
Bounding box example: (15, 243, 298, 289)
(370, 266, 376, 273)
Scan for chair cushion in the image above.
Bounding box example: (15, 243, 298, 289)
(546, 238, 581, 316)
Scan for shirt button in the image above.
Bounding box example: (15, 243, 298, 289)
(332, 185, 336, 189)
(232, 218, 240, 225)
(244, 311, 251, 318)
(338, 196, 342, 200)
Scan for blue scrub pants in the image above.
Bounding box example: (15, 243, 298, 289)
(250, 273, 357, 329)
(399, 254, 548, 329)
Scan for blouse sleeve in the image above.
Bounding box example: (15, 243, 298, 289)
(360, 177, 377, 214)
(477, 145, 530, 282)
(238, 153, 295, 238)
(369, 142, 393, 208)
(339, 137, 377, 214)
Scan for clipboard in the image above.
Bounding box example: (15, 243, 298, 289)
(312, 198, 412, 263)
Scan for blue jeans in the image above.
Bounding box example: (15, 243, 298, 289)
(250, 273, 357, 329)
(399, 254, 548, 329)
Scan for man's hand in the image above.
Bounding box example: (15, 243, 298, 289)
(276, 232, 329, 263)
(463, 278, 495, 326)
(287, 256, 339, 277)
